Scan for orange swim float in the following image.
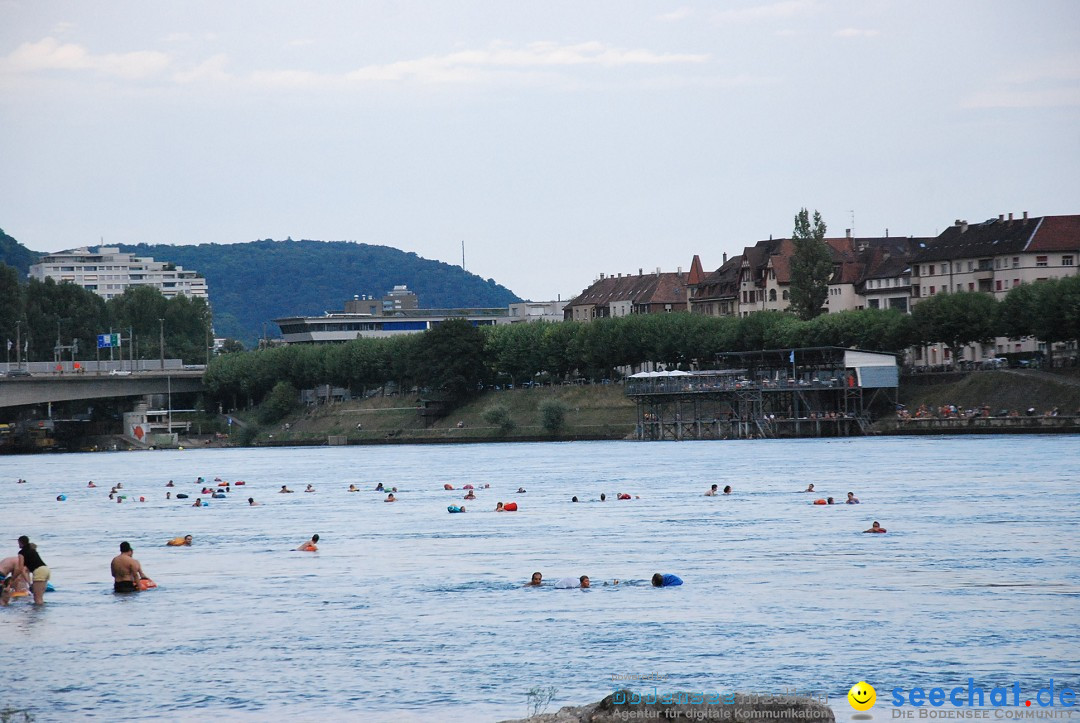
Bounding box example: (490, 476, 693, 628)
(813, 499, 827, 505)
(503, 502, 518, 511)
(443, 484, 454, 490)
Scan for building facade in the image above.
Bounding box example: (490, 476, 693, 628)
(28, 247, 209, 301)
(563, 269, 690, 321)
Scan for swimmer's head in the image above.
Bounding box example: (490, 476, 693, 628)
(711, 484, 718, 491)
(184, 535, 192, 543)
(572, 496, 579, 502)
(530, 572, 542, 585)
(579, 576, 590, 588)
(651, 573, 664, 587)
(723, 486, 731, 494)
(18, 536, 29, 548)
(311, 534, 320, 543)
(600, 493, 606, 501)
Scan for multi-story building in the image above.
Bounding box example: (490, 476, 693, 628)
(910, 213, 1080, 364)
(507, 300, 566, 323)
(563, 269, 690, 321)
(28, 247, 209, 301)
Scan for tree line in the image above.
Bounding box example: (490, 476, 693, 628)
(0, 263, 213, 365)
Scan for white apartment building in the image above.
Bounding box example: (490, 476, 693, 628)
(29, 247, 209, 301)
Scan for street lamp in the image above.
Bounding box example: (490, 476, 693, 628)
(159, 318, 165, 371)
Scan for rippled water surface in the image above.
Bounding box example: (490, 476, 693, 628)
(2, 436, 1078, 722)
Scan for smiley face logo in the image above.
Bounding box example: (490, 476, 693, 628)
(848, 681, 876, 711)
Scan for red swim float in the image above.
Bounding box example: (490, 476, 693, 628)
(503, 502, 518, 511)
(443, 484, 454, 490)
(813, 499, 827, 505)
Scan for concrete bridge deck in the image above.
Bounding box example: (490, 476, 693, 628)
(0, 370, 206, 408)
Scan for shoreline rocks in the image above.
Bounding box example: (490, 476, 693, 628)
(500, 690, 836, 723)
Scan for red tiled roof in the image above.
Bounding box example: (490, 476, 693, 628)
(1028, 215, 1080, 252)
(687, 255, 705, 286)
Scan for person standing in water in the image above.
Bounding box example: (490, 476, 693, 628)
(111, 541, 151, 593)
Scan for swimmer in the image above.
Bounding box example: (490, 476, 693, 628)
(165, 480, 174, 487)
(617, 493, 632, 500)
(827, 497, 835, 505)
(166, 492, 171, 500)
(864, 521, 887, 533)
(304, 484, 316, 493)
(571, 496, 579, 502)
(526, 571, 543, 587)
(803, 484, 815, 493)
(111, 541, 151, 593)
(87, 481, 97, 488)
(651, 573, 684, 587)
(166, 535, 193, 547)
(385, 493, 396, 502)
(447, 505, 466, 513)
(579, 575, 591, 589)
(443, 484, 454, 490)
(464, 491, 476, 500)
(279, 485, 294, 493)
(297, 534, 319, 551)
(517, 487, 526, 494)
(192, 498, 202, 507)
(375, 483, 385, 491)
(348, 484, 359, 492)
(0, 556, 31, 602)
(248, 497, 259, 506)
(600, 493, 606, 501)
(705, 484, 719, 496)
(495, 502, 505, 512)
(723, 486, 732, 494)
(846, 492, 860, 504)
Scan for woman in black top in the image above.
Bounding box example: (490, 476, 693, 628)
(17, 535, 49, 604)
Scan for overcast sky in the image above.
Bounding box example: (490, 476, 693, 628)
(1, 1, 1078, 302)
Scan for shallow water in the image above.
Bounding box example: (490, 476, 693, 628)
(1, 436, 1078, 722)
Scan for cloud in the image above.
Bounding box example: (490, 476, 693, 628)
(833, 28, 879, 39)
(657, 7, 694, 22)
(712, 0, 819, 25)
(0, 37, 170, 79)
(961, 52, 1080, 109)
(253, 41, 711, 88)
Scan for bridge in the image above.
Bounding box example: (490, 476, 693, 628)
(0, 370, 206, 408)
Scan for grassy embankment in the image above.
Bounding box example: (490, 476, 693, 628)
(898, 369, 1080, 414)
(226, 369, 1079, 446)
(239, 385, 637, 445)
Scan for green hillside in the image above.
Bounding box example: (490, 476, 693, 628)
(120, 240, 521, 345)
(0, 228, 41, 273)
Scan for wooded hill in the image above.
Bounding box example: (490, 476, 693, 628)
(0, 231, 522, 345)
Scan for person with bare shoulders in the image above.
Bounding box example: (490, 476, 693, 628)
(803, 484, 815, 493)
(525, 571, 543, 587)
(297, 534, 319, 551)
(111, 541, 151, 593)
(863, 521, 887, 534)
(705, 484, 719, 496)
(248, 497, 260, 506)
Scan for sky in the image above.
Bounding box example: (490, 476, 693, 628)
(1, 1, 1079, 302)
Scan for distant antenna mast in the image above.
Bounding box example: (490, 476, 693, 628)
(849, 210, 855, 236)
(461, 240, 466, 271)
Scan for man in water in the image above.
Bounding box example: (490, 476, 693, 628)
(864, 521, 887, 533)
(526, 572, 543, 587)
(248, 497, 260, 506)
(846, 492, 860, 504)
(297, 534, 319, 551)
(166, 535, 193, 546)
(279, 485, 294, 493)
(803, 484, 815, 493)
(579, 575, 591, 588)
(705, 484, 719, 496)
(652, 573, 684, 587)
(111, 541, 151, 593)
(0, 555, 31, 602)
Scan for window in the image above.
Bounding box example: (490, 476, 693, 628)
(1063, 255, 1074, 266)
(995, 280, 1002, 291)
(1013, 279, 1019, 288)
(967, 261, 974, 272)
(943, 263, 950, 273)
(929, 264, 935, 275)
(929, 286, 935, 295)
(957, 284, 963, 292)
(868, 299, 880, 309)
(995, 258, 1001, 269)
(782, 290, 789, 300)
(768, 289, 777, 302)
(1036, 256, 1048, 267)
(1012, 257, 1019, 268)
(968, 282, 975, 291)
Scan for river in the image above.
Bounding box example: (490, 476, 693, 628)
(1, 436, 1077, 722)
